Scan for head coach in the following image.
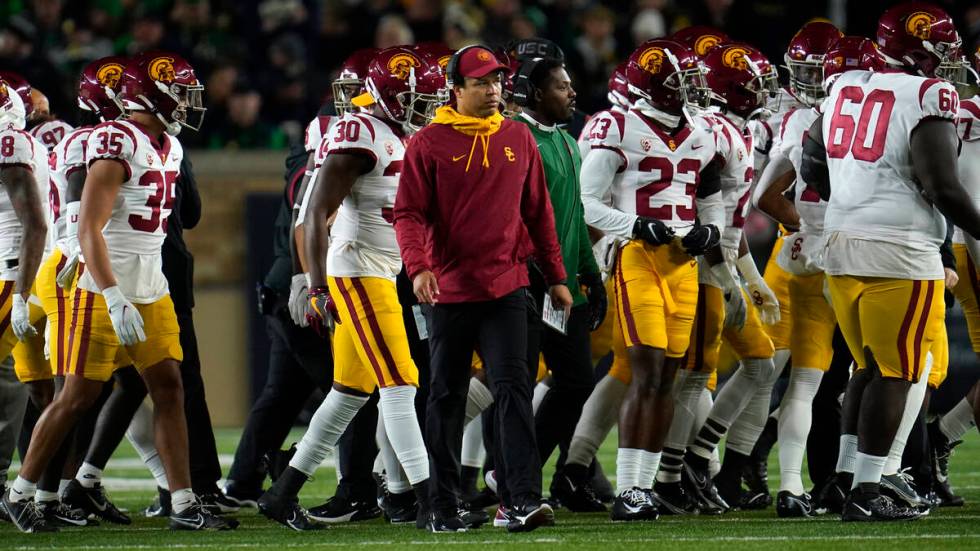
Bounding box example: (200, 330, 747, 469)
(393, 44, 571, 533)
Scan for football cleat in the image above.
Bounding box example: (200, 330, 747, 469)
(427, 511, 468, 533)
(683, 463, 729, 514)
(0, 485, 9, 522)
(145, 487, 171, 518)
(169, 502, 239, 531)
(713, 471, 745, 511)
(493, 505, 513, 528)
(38, 500, 94, 527)
(221, 482, 260, 509)
(881, 470, 926, 511)
(2, 493, 58, 533)
(841, 490, 921, 522)
(505, 501, 555, 533)
(652, 481, 700, 515)
(776, 491, 814, 518)
(550, 472, 606, 512)
(460, 507, 489, 529)
(380, 490, 417, 524)
(814, 472, 850, 514)
(928, 421, 964, 507)
(308, 496, 381, 523)
(257, 492, 323, 531)
(200, 491, 242, 514)
(61, 480, 131, 525)
(610, 488, 658, 521)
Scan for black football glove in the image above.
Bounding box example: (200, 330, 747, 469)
(680, 221, 720, 256)
(579, 271, 607, 331)
(633, 216, 675, 246)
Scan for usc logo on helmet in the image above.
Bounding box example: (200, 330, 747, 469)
(96, 62, 124, 88)
(694, 35, 723, 57)
(905, 12, 936, 40)
(387, 53, 421, 80)
(437, 55, 451, 70)
(148, 57, 176, 83)
(722, 47, 751, 70)
(638, 47, 666, 74)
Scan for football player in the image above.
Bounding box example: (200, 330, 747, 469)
(258, 47, 446, 531)
(3, 51, 235, 532)
(27, 88, 73, 151)
(801, 2, 980, 521)
(580, 38, 726, 521)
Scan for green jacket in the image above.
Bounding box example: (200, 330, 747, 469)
(515, 113, 599, 307)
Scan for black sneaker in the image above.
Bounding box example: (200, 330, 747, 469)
(610, 488, 658, 521)
(713, 471, 745, 511)
(200, 491, 241, 514)
(0, 485, 9, 522)
(814, 472, 850, 514)
(881, 471, 925, 510)
(264, 444, 297, 484)
(308, 496, 382, 523)
(841, 490, 921, 522)
(652, 481, 699, 515)
(742, 448, 773, 510)
(257, 492, 323, 531)
(222, 481, 260, 509)
(928, 420, 964, 507)
(506, 502, 555, 533)
(61, 479, 131, 525)
(170, 501, 239, 531)
(550, 472, 606, 513)
(683, 463, 729, 514)
(145, 487, 171, 518)
(380, 490, 417, 524)
(776, 491, 813, 518)
(460, 507, 489, 529)
(2, 492, 58, 533)
(427, 511, 468, 533)
(38, 500, 94, 527)
(592, 461, 616, 503)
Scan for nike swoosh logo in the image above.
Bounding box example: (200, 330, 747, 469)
(692, 144, 703, 150)
(452, 154, 466, 162)
(853, 504, 872, 516)
(88, 494, 107, 512)
(173, 513, 205, 529)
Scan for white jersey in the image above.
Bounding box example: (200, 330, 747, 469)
(581, 108, 718, 239)
(710, 113, 755, 249)
(49, 126, 92, 254)
(822, 71, 958, 280)
(30, 119, 74, 152)
(748, 87, 800, 175)
(953, 98, 980, 245)
(324, 112, 405, 280)
(295, 114, 340, 227)
(0, 125, 48, 278)
(578, 106, 627, 161)
(76, 120, 183, 303)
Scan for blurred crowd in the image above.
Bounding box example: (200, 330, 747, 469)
(4, 0, 980, 150)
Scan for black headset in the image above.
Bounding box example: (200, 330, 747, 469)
(445, 44, 488, 88)
(511, 57, 543, 108)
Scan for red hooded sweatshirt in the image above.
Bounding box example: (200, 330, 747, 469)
(393, 109, 565, 303)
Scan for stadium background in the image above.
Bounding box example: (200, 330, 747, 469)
(2, 0, 979, 425)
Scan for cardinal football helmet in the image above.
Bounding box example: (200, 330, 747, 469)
(354, 47, 447, 133)
(78, 55, 128, 122)
(626, 39, 708, 115)
(118, 51, 205, 135)
(784, 21, 843, 106)
(876, 2, 962, 78)
(702, 42, 778, 121)
(822, 36, 885, 91)
(333, 48, 378, 115)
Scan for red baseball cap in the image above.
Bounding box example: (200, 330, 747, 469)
(456, 46, 511, 80)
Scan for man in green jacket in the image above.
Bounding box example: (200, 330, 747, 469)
(512, 56, 607, 499)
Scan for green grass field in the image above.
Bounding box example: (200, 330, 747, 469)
(4, 428, 980, 550)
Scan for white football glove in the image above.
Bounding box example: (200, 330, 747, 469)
(288, 273, 311, 327)
(11, 293, 37, 341)
(56, 202, 81, 289)
(103, 286, 145, 346)
(710, 261, 747, 330)
(736, 253, 780, 325)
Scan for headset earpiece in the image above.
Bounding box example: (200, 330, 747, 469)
(512, 57, 542, 108)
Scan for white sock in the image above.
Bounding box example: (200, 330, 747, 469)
(375, 407, 410, 494)
(691, 386, 712, 444)
(940, 397, 976, 442)
(35, 489, 59, 503)
(125, 401, 169, 490)
(616, 448, 644, 494)
(171, 488, 196, 514)
(58, 479, 71, 497)
(9, 477, 36, 502)
(837, 434, 858, 474)
(884, 355, 932, 475)
(709, 446, 721, 478)
(379, 386, 429, 485)
(461, 415, 486, 468)
(290, 391, 369, 476)
(567, 375, 628, 468)
(465, 378, 494, 425)
(726, 356, 784, 457)
(639, 450, 661, 490)
(778, 367, 824, 494)
(852, 452, 887, 488)
(532, 380, 552, 414)
(75, 462, 103, 489)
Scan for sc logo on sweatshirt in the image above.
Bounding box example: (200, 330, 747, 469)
(504, 146, 516, 162)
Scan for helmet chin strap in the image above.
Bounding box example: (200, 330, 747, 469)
(633, 98, 683, 129)
(135, 93, 182, 135)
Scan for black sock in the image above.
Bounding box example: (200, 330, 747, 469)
(684, 449, 711, 472)
(857, 482, 879, 496)
(271, 467, 308, 500)
(563, 462, 589, 485)
(412, 480, 430, 512)
(750, 417, 779, 461)
(460, 466, 479, 496)
(718, 449, 750, 480)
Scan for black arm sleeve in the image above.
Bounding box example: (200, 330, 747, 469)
(696, 158, 722, 198)
(178, 156, 202, 230)
(940, 216, 957, 271)
(801, 133, 830, 201)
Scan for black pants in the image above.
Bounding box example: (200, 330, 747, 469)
(529, 304, 595, 467)
(176, 311, 224, 494)
(227, 304, 378, 501)
(805, 327, 853, 488)
(426, 289, 541, 513)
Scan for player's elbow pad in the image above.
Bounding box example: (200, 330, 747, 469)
(800, 135, 830, 201)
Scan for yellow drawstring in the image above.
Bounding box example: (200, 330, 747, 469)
(431, 105, 502, 172)
(464, 132, 492, 172)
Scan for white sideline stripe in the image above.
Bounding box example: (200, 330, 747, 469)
(11, 534, 980, 550)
